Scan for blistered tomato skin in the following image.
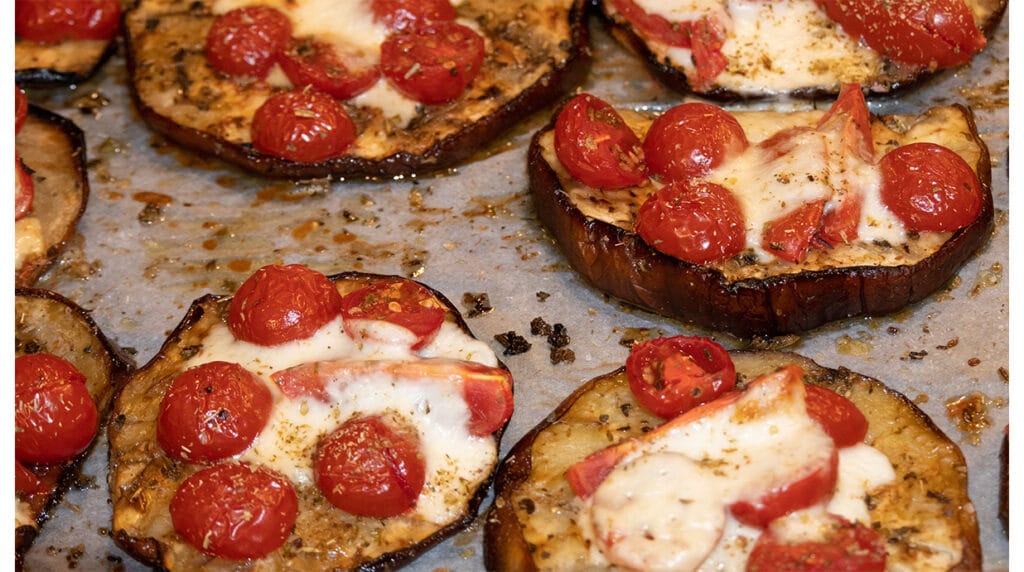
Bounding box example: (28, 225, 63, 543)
(340, 279, 446, 349)
(635, 179, 746, 265)
(205, 6, 293, 79)
(170, 463, 298, 560)
(380, 22, 485, 104)
(625, 336, 736, 419)
(15, 0, 121, 44)
(554, 94, 647, 190)
(251, 89, 357, 163)
(880, 142, 982, 232)
(278, 39, 381, 100)
(15, 353, 98, 464)
(642, 102, 748, 181)
(157, 361, 273, 463)
(228, 264, 344, 346)
(747, 514, 887, 571)
(314, 415, 427, 518)
(371, 0, 457, 30)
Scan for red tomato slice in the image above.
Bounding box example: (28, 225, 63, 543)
(566, 444, 633, 500)
(818, 191, 862, 246)
(16, 87, 28, 134)
(607, 0, 695, 47)
(227, 263, 344, 346)
(804, 384, 868, 448)
(16, 156, 35, 222)
(746, 513, 887, 571)
(815, 0, 986, 68)
(687, 16, 729, 91)
(314, 415, 426, 517)
(16, 460, 46, 495)
(15, 353, 98, 464)
(380, 21, 484, 104)
(553, 93, 647, 189)
(278, 38, 381, 100)
(251, 88, 357, 163)
(170, 463, 298, 560)
(729, 447, 839, 527)
(271, 359, 513, 436)
(635, 179, 746, 265)
(371, 0, 456, 30)
(879, 142, 983, 232)
(204, 6, 292, 79)
(642, 102, 748, 181)
(625, 336, 736, 419)
(157, 361, 273, 463)
(15, 0, 121, 44)
(340, 279, 446, 350)
(817, 84, 874, 161)
(762, 200, 826, 263)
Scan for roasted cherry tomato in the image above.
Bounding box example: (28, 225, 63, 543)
(635, 179, 746, 265)
(16, 87, 28, 134)
(625, 336, 736, 419)
(554, 94, 647, 190)
(730, 448, 839, 527)
(340, 279, 446, 350)
(879, 142, 982, 232)
(205, 6, 292, 79)
(15, 353, 98, 464)
(16, 156, 34, 221)
(746, 513, 887, 571)
(380, 21, 484, 104)
(278, 38, 381, 100)
(643, 102, 748, 181)
(170, 463, 298, 560)
(816, 0, 986, 68)
(816, 84, 874, 161)
(762, 200, 825, 264)
(314, 415, 426, 518)
(157, 361, 273, 463)
(16, 460, 46, 495)
(251, 89, 357, 163)
(371, 0, 456, 30)
(804, 384, 868, 448)
(228, 264, 344, 346)
(15, 0, 121, 44)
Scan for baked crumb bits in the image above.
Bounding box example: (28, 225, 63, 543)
(494, 331, 531, 356)
(530, 316, 552, 336)
(902, 350, 928, 361)
(547, 323, 570, 348)
(550, 347, 575, 364)
(998, 367, 1009, 382)
(462, 292, 493, 318)
(536, 291, 550, 302)
(967, 357, 981, 367)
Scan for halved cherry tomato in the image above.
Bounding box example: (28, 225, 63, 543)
(635, 179, 746, 265)
(227, 264, 344, 346)
(729, 447, 839, 527)
(804, 384, 868, 448)
(687, 16, 729, 91)
(157, 361, 273, 463)
(643, 102, 748, 182)
(16, 460, 46, 495)
(625, 336, 736, 419)
(371, 0, 456, 30)
(314, 415, 426, 517)
(205, 6, 292, 79)
(380, 21, 484, 104)
(15, 353, 98, 464)
(747, 513, 887, 571)
(251, 89, 357, 163)
(554, 94, 647, 190)
(818, 192, 862, 246)
(278, 38, 381, 100)
(15, 0, 121, 44)
(16, 156, 34, 221)
(815, 0, 986, 68)
(762, 200, 825, 264)
(16, 87, 28, 134)
(340, 279, 446, 350)
(816, 84, 874, 161)
(170, 463, 298, 560)
(879, 142, 982, 232)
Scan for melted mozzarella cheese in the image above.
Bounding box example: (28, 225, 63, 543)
(15, 217, 44, 269)
(632, 0, 729, 26)
(826, 444, 896, 523)
(353, 81, 421, 126)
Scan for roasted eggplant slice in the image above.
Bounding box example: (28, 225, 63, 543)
(529, 104, 993, 338)
(485, 350, 981, 571)
(15, 105, 90, 287)
(109, 271, 512, 570)
(123, 0, 589, 179)
(15, 289, 134, 565)
(15, 39, 118, 87)
(595, 0, 1007, 100)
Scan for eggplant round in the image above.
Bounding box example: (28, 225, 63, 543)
(485, 350, 981, 571)
(15, 37, 118, 87)
(528, 104, 994, 338)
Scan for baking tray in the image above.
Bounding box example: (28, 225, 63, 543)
(21, 12, 1009, 571)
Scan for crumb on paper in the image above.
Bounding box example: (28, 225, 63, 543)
(462, 293, 493, 318)
(536, 291, 550, 302)
(945, 392, 992, 445)
(968, 357, 981, 367)
(530, 317, 552, 336)
(936, 338, 959, 350)
(494, 331, 530, 356)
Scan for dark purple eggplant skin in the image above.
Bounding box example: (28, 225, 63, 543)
(528, 106, 994, 339)
(1000, 430, 1009, 535)
(123, 0, 591, 180)
(109, 271, 511, 572)
(15, 41, 118, 87)
(592, 0, 1008, 102)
